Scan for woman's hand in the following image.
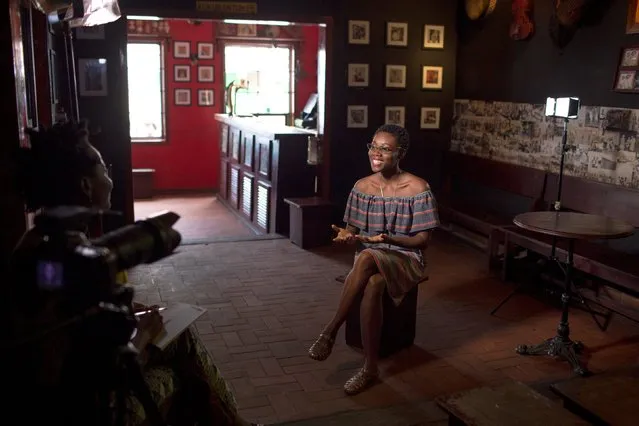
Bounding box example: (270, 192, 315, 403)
(356, 233, 389, 244)
(332, 225, 356, 244)
(131, 309, 165, 351)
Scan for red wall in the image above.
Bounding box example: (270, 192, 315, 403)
(131, 20, 319, 193)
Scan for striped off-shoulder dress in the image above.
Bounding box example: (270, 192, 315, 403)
(343, 187, 440, 305)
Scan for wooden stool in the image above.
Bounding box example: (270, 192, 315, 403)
(551, 366, 639, 426)
(132, 168, 156, 199)
(284, 197, 333, 249)
(436, 381, 588, 425)
(345, 282, 420, 358)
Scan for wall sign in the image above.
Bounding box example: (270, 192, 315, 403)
(196, 1, 258, 14)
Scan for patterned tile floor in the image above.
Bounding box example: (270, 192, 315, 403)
(129, 228, 639, 425)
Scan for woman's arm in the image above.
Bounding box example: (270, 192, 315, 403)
(387, 231, 431, 249)
(346, 224, 360, 235)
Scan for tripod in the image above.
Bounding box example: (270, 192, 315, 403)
(490, 118, 611, 331)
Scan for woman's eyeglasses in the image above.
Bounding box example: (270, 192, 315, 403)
(367, 143, 395, 154)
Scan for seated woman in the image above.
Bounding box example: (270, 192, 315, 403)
(8, 120, 257, 426)
(308, 124, 439, 395)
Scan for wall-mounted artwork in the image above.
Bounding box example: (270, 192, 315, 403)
(627, 0, 639, 34)
(237, 24, 257, 37)
(385, 64, 407, 89)
(422, 66, 443, 90)
(451, 99, 639, 188)
(198, 65, 214, 82)
(347, 105, 368, 128)
(173, 41, 190, 58)
(420, 107, 440, 129)
(348, 63, 369, 87)
(614, 46, 639, 93)
(386, 22, 408, 47)
(78, 58, 108, 96)
(174, 64, 191, 82)
(198, 89, 214, 106)
(423, 25, 444, 49)
(385, 106, 405, 127)
(348, 20, 370, 45)
(174, 88, 191, 106)
(197, 42, 214, 59)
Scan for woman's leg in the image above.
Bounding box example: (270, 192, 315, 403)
(309, 251, 378, 361)
(343, 274, 384, 395)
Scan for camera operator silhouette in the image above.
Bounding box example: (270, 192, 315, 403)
(7, 120, 259, 426)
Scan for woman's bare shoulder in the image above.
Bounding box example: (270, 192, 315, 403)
(401, 173, 431, 195)
(353, 175, 379, 194)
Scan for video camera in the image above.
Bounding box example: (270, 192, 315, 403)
(14, 206, 182, 426)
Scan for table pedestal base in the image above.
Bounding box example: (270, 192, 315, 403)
(517, 335, 588, 376)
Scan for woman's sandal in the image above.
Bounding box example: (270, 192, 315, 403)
(343, 368, 379, 395)
(308, 333, 335, 361)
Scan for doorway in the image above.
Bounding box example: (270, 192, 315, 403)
(125, 17, 326, 243)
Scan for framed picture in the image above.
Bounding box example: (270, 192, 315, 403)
(627, 0, 639, 34)
(78, 58, 108, 96)
(237, 24, 257, 37)
(175, 88, 191, 106)
(198, 89, 214, 106)
(614, 46, 639, 92)
(420, 107, 440, 129)
(197, 42, 214, 59)
(198, 65, 214, 82)
(422, 66, 443, 90)
(174, 64, 191, 82)
(347, 105, 368, 128)
(348, 20, 370, 45)
(423, 25, 444, 49)
(386, 22, 408, 47)
(385, 106, 405, 127)
(385, 64, 407, 88)
(76, 26, 105, 40)
(173, 41, 190, 58)
(348, 63, 369, 87)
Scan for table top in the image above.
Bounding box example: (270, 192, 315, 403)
(551, 366, 639, 426)
(513, 211, 635, 240)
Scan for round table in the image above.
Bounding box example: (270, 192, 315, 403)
(512, 211, 634, 376)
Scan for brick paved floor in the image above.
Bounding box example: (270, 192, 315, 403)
(129, 231, 639, 425)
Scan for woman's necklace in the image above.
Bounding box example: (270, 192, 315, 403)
(378, 170, 402, 198)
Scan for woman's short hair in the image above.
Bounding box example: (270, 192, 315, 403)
(18, 120, 100, 212)
(374, 124, 410, 152)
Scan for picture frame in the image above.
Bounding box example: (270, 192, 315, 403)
(420, 107, 440, 129)
(198, 89, 215, 107)
(197, 42, 214, 59)
(348, 63, 369, 87)
(237, 24, 257, 37)
(385, 64, 407, 88)
(174, 64, 191, 82)
(78, 58, 108, 97)
(76, 26, 105, 40)
(347, 105, 368, 128)
(198, 65, 214, 82)
(423, 25, 444, 49)
(174, 88, 191, 106)
(173, 41, 190, 59)
(386, 22, 408, 47)
(422, 65, 443, 90)
(348, 20, 370, 45)
(385, 106, 405, 127)
(627, 0, 639, 34)
(613, 46, 639, 92)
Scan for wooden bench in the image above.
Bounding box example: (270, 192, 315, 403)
(436, 381, 589, 425)
(550, 365, 639, 425)
(132, 168, 156, 199)
(501, 173, 639, 316)
(345, 281, 422, 358)
(439, 152, 548, 269)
